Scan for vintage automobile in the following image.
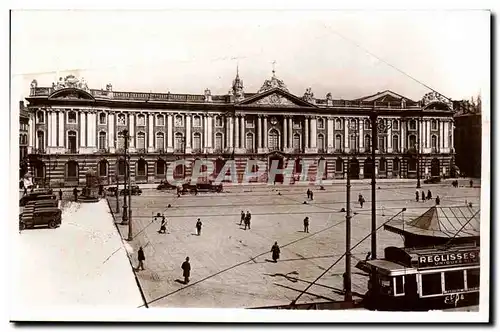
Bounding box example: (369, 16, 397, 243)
(423, 176, 441, 184)
(106, 187, 118, 195)
(157, 181, 178, 190)
(182, 181, 223, 194)
(19, 206, 62, 230)
(25, 199, 59, 209)
(19, 193, 57, 207)
(120, 185, 143, 196)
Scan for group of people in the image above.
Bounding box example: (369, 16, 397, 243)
(240, 210, 252, 230)
(415, 189, 440, 205)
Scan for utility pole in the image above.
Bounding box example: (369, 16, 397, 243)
(127, 151, 133, 241)
(416, 115, 422, 188)
(370, 112, 377, 259)
(121, 130, 129, 224)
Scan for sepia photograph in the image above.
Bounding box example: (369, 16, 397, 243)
(8, 7, 491, 323)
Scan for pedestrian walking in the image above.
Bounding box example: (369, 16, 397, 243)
(421, 191, 426, 202)
(244, 211, 252, 230)
(136, 246, 145, 271)
(240, 210, 245, 225)
(73, 187, 79, 201)
(435, 195, 441, 206)
(310, 191, 314, 200)
(415, 191, 419, 202)
(470, 179, 473, 188)
(58, 189, 63, 201)
(358, 194, 365, 208)
(271, 242, 280, 263)
(427, 190, 432, 200)
(181, 257, 191, 284)
(158, 215, 167, 234)
(306, 189, 311, 199)
(303, 217, 309, 233)
(196, 218, 202, 236)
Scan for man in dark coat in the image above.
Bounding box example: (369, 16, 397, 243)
(470, 179, 473, 188)
(59, 189, 63, 201)
(435, 195, 441, 205)
(136, 246, 145, 271)
(427, 190, 432, 200)
(181, 257, 191, 284)
(240, 210, 245, 226)
(421, 190, 426, 202)
(244, 211, 251, 230)
(415, 191, 419, 202)
(73, 187, 79, 201)
(303, 217, 309, 233)
(196, 218, 202, 236)
(358, 194, 365, 208)
(271, 242, 280, 263)
(306, 189, 311, 199)
(158, 214, 167, 234)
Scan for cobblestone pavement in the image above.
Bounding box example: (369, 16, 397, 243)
(12, 200, 144, 320)
(109, 182, 481, 308)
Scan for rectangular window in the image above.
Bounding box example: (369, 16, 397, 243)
(421, 273, 443, 296)
(467, 269, 480, 290)
(444, 270, 465, 293)
(193, 116, 201, 127)
(245, 118, 254, 128)
(137, 115, 145, 126)
(157, 115, 165, 126)
(293, 119, 301, 129)
(394, 276, 405, 295)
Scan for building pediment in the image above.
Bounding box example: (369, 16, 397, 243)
(355, 90, 415, 103)
(238, 88, 317, 108)
(48, 88, 95, 101)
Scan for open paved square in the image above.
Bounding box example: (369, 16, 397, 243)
(110, 180, 481, 308)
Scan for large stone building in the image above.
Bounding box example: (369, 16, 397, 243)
(453, 98, 481, 178)
(25, 71, 455, 187)
(19, 101, 30, 178)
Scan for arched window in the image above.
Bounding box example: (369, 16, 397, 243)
(392, 119, 399, 130)
(268, 129, 279, 151)
(392, 135, 399, 152)
(336, 158, 343, 173)
(349, 134, 357, 151)
(36, 130, 44, 149)
(380, 157, 386, 172)
(246, 133, 254, 150)
(68, 131, 77, 153)
(66, 160, 78, 180)
(215, 132, 223, 150)
(67, 111, 77, 124)
(335, 134, 342, 150)
(318, 157, 327, 180)
(156, 114, 165, 126)
(317, 134, 325, 151)
(431, 135, 438, 150)
(378, 136, 385, 152)
(98, 159, 108, 177)
(137, 114, 146, 126)
(99, 113, 106, 125)
(193, 132, 201, 151)
(364, 134, 371, 151)
(136, 159, 147, 177)
(98, 132, 106, 150)
(293, 133, 301, 150)
(37, 110, 44, 123)
(408, 135, 417, 149)
(175, 132, 184, 151)
(156, 132, 165, 150)
(335, 119, 342, 130)
(409, 119, 417, 130)
(156, 159, 165, 176)
(117, 131, 125, 150)
(137, 132, 146, 150)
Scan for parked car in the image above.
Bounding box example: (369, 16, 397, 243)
(182, 181, 223, 193)
(120, 185, 142, 196)
(157, 181, 178, 190)
(106, 187, 118, 195)
(424, 176, 441, 184)
(25, 199, 59, 209)
(19, 206, 62, 230)
(19, 193, 57, 207)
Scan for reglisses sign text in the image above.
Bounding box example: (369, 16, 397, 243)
(417, 250, 480, 268)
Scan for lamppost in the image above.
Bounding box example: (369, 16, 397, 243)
(344, 120, 359, 302)
(369, 113, 392, 259)
(416, 116, 422, 188)
(121, 129, 129, 224)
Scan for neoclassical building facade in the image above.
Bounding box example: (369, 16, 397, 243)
(25, 71, 455, 187)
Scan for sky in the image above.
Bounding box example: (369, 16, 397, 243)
(11, 10, 490, 103)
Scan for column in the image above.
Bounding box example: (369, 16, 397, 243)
(327, 117, 334, 151)
(229, 116, 234, 148)
(47, 110, 52, 147)
(257, 116, 262, 149)
(207, 115, 213, 148)
(310, 117, 317, 148)
(387, 119, 392, 153)
(283, 117, 288, 150)
(80, 111, 86, 147)
(450, 121, 454, 150)
(108, 113, 115, 149)
(288, 117, 293, 149)
(90, 112, 96, 147)
(148, 113, 154, 149)
(401, 121, 405, 151)
(444, 121, 449, 149)
(167, 114, 173, 150)
(51, 110, 57, 147)
(263, 116, 268, 148)
(203, 115, 208, 149)
(226, 117, 230, 148)
(58, 110, 64, 147)
(344, 118, 349, 150)
(86, 112, 93, 147)
(304, 117, 309, 149)
(129, 113, 135, 148)
(426, 120, 431, 148)
(439, 120, 444, 150)
(240, 115, 245, 149)
(234, 115, 240, 149)
(359, 119, 364, 151)
(28, 116, 33, 149)
(186, 114, 192, 148)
